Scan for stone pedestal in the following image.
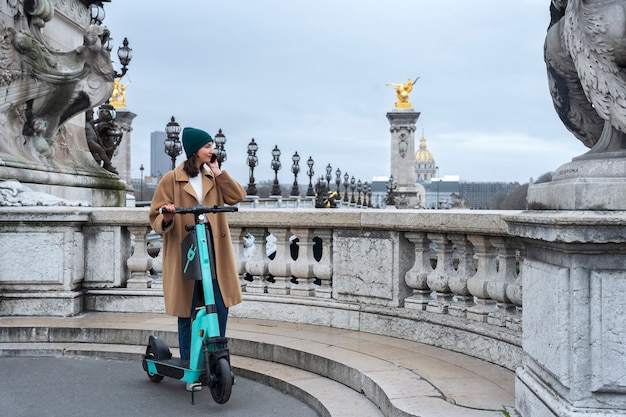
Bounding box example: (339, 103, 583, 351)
(387, 110, 421, 209)
(528, 151, 626, 211)
(505, 212, 626, 417)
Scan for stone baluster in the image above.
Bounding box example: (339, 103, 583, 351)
(447, 234, 476, 317)
(150, 237, 163, 290)
(229, 226, 248, 290)
(244, 227, 269, 293)
(505, 243, 524, 331)
(312, 229, 333, 299)
(126, 226, 153, 289)
(403, 232, 433, 310)
(425, 233, 454, 314)
(267, 228, 293, 295)
(290, 228, 316, 297)
(485, 236, 518, 326)
(464, 234, 498, 322)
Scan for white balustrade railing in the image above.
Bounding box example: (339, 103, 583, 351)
(1, 207, 525, 368)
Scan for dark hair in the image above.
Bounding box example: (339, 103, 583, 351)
(183, 154, 200, 177)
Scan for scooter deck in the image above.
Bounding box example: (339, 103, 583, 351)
(145, 357, 205, 383)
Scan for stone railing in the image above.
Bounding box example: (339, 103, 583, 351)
(4, 206, 626, 415)
(0, 206, 524, 371)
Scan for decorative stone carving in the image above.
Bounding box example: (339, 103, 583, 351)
(0, 179, 89, 206)
(529, 0, 626, 210)
(0, 1, 123, 206)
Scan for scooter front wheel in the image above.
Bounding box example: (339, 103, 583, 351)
(210, 357, 233, 404)
(145, 344, 164, 383)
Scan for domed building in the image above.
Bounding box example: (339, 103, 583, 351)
(414, 130, 437, 182)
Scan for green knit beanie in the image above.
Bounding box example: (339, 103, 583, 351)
(182, 127, 214, 158)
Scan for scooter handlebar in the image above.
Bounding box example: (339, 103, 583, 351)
(159, 205, 238, 215)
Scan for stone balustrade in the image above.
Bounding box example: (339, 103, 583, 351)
(2, 206, 626, 416)
(0, 206, 524, 369)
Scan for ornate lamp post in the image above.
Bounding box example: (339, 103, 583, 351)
(356, 179, 363, 206)
(364, 182, 371, 207)
(306, 156, 315, 196)
(343, 172, 349, 202)
(291, 151, 301, 196)
(164, 116, 182, 170)
(246, 138, 258, 195)
(113, 37, 133, 78)
(435, 165, 440, 209)
(213, 129, 227, 168)
(350, 176, 356, 204)
(139, 163, 144, 201)
(335, 168, 342, 200)
(270, 145, 282, 196)
(386, 175, 398, 206)
(325, 164, 332, 190)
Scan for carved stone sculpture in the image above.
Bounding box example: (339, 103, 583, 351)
(528, 0, 626, 210)
(545, 0, 626, 154)
(0, 1, 115, 171)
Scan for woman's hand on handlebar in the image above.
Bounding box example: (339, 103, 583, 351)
(161, 204, 176, 223)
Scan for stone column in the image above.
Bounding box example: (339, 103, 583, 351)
(507, 212, 626, 417)
(386, 110, 421, 208)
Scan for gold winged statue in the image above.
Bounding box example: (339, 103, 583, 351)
(386, 77, 420, 109)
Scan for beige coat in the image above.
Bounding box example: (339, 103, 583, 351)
(149, 164, 246, 317)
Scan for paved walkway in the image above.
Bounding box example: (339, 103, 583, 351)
(0, 356, 319, 417)
(0, 313, 516, 417)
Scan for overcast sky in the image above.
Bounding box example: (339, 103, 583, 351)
(102, 0, 587, 186)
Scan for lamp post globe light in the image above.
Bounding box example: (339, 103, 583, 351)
(89, 2, 105, 25)
(343, 172, 349, 202)
(164, 116, 182, 170)
(291, 151, 301, 196)
(356, 179, 363, 206)
(335, 168, 342, 200)
(306, 156, 315, 196)
(213, 128, 227, 168)
(246, 138, 259, 195)
(270, 145, 282, 196)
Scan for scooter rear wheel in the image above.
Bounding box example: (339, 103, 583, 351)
(145, 344, 164, 383)
(210, 357, 233, 404)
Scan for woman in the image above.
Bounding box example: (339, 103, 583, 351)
(149, 127, 246, 391)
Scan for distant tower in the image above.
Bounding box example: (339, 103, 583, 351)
(150, 131, 171, 177)
(385, 76, 425, 208)
(414, 130, 437, 182)
(386, 110, 422, 208)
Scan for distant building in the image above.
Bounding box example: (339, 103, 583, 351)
(370, 176, 390, 208)
(413, 132, 519, 209)
(414, 130, 437, 183)
(150, 131, 171, 177)
(422, 177, 460, 209)
(459, 181, 520, 209)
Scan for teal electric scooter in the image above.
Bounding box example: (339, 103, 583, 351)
(142, 205, 237, 405)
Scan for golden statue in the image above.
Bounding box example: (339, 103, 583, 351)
(386, 77, 420, 109)
(110, 77, 130, 108)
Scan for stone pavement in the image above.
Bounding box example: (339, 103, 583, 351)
(0, 313, 516, 417)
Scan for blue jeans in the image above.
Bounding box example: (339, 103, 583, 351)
(178, 279, 228, 361)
